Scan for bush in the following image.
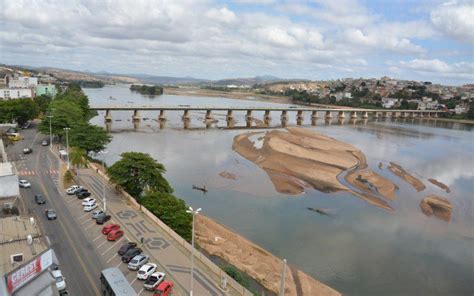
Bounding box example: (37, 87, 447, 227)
(221, 264, 250, 289)
(64, 170, 74, 184)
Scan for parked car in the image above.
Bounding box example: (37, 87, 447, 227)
(118, 242, 137, 256)
(144, 272, 165, 290)
(45, 209, 57, 220)
(91, 210, 105, 219)
(128, 254, 149, 270)
(102, 224, 120, 235)
(19, 179, 31, 188)
(107, 229, 124, 241)
(23, 147, 33, 154)
(35, 194, 46, 204)
(153, 281, 174, 296)
(137, 263, 157, 280)
(51, 270, 66, 291)
(41, 140, 48, 146)
(81, 198, 96, 206)
(83, 203, 98, 212)
(74, 187, 88, 195)
(121, 247, 142, 263)
(66, 185, 82, 195)
(96, 214, 111, 225)
(76, 191, 91, 199)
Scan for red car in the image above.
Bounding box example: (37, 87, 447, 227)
(154, 281, 173, 296)
(107, 229, 124, 241)
(102, 224, 120, 235)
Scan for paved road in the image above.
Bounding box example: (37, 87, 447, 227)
(7, 123, 104, 296)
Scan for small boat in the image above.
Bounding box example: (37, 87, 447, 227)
(192, 185, 208, 193)
(307, 207, 330, 216)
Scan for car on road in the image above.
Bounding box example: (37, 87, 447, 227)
(51, 270, 67, 292)
(19, 179, 31, 188)
(92, 210, 105, 219)
(66, 185, 83, 195)
(107, 229, 124, 241)
(96, 214, 111, 225)
(128, 254, 149, 270)
(137, 263, 157, 280)
(121, 247, 142, 263)
(102, 224, 120, 235)
(82, 198, 96, 206)
(21, 122, 31, 129)
(118, 242, 138, 256)
(41, 140, 48, 146)
(35, 194, 46, 204)
(23, 147, 33, 154)
(144, 272, 166, 290)
(153, 281, 174, 296)
(83, 203, 98, 212)
(76, 191, 91, 199)
(45, 209, 57, 220)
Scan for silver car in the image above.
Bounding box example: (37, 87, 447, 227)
(127, 254, 149, 270)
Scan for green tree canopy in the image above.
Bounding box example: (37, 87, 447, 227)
(69, 123, 111, 153)
(140, 192, 192, 241)
(38, 99, 84, 137)
(107, 152, 173, 198)
(0, 99, 39, 125)
(466, 101, 474, 119)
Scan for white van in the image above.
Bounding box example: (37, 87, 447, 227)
(83, 203, 98, 212)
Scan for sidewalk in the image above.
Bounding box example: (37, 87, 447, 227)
(77, 164, 251, 296)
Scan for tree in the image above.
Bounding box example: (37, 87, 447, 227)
(34, 94, 52, 114)
(466, 100, 474, 119)
(69, 123, 111, 153)
(140, 192, 192, 241)
(38, 99, 84, 137)
(0, 99, 39, 125)
(107, 152, 173, 199)
(69, 146, 89, 179)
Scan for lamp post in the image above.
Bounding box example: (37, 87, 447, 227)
(186, 206, 201, 296)
(99, 150, 108, 212)
(63, 127, 70, 170)
(279, 258, 287, 296)
(47, 114, 53, 149)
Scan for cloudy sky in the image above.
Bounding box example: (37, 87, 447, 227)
(1, 0, 473, 84)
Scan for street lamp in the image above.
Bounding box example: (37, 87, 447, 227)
(98, 150, 108, 212)
(63, 127, 70, 170)
(47, 114, 53, 149)
(186, 206, 201, 296)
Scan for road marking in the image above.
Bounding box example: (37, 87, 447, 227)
(79, 212, 90, 220)
(45, 236, 51, 246)
(116, 261, 123, 268)
(97, 239, 108, 249)
(81, 218, 92, 225)
(107, 253, 118, 264)
(93, 234, 103, 242)
(85, 222, 97, 230)
(102, 237, 123, 256)
(138, 287, 144, 295)
(130, 276, 138, 286)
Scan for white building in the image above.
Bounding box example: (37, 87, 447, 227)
(382, 97, 398, 108)
(8, 77, 38, 89)
(0, 162, 19, 199)
(0, 88, 33, 99)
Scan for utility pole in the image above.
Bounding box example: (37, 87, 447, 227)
(63, 127, 70, 170)
(47, 114, 53, 149)
(186, 207, 202, 296)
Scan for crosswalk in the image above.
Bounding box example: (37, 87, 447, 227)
(17, 169, 59, 176)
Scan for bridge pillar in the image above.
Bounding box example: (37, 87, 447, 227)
(133, 120, 140, 130)
(158, 110, 166, 121)
(182, 109, 190, 121)
(373, 112, 379, 119)
(434, 112, 438, 118)
(297, 110, 304, 121)
(183, 120, 190, 129)
(264, 110, 271, 122)
(392, 111, 398, 118)
(325, 111, 333, 119)
(105, 110, 112, 122)
(400, 112, 406, 118)
(350, 111, 358, 119)
(427, 112, 431, 117)
(311, 110, 319, 120)
(246, 110, 253, 121)
(226, 110, 234, 121)
(408, 112, 414, 118)
(362, 111, 369, 119)
(105, 121, 112, 132)
(281, 110, 289, 122)
(205, 109, 213, 120)
(227, 118, 234, 128)
(159, 120, 166, 129)
(338, 111, 345, 119)
(132, 110, 140, 121)
(382, 112, 388, 118)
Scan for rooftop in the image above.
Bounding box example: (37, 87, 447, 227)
(0, 162, 14, 177)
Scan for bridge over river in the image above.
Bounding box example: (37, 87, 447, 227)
(90, 105, 445, 128)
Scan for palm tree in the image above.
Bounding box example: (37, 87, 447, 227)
(69, 146, 89, 181)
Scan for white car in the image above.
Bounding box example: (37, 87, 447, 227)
(83, 203, 98, 212)
(144, 272, 165, 290)
(19, 179, 31, 188)
(51, 270, 66, 291)
(66, 185, 82, 195)
(82, 198, 96, 206)
(137, 263, 157, 280)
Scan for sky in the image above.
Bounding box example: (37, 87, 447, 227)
(0, 0, 473, 85)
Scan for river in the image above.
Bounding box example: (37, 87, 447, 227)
(84, 84, 474, 295)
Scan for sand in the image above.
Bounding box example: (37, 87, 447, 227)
(428, 178, 451, 193)
(420, 195, 453, 222)
(195, 214, 341, 296)
(388, 162, 426, 192)
(219, 171, 237, 180)
(232, 127, 398, 209)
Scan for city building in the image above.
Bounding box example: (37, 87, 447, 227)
(8, 77, 38, 89)
(0, 88, 33, 99)
(0, 162, 19, 200)
(36, 84, 57, 97)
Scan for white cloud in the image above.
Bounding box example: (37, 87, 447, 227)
(431, 1, 474, 43)
(400, 59, 474, 79)
(206, 7, 237, 24)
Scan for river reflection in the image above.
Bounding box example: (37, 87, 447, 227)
(85, 85, 474, 295)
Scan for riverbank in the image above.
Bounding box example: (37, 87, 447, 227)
(195, 214, 341, 296)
